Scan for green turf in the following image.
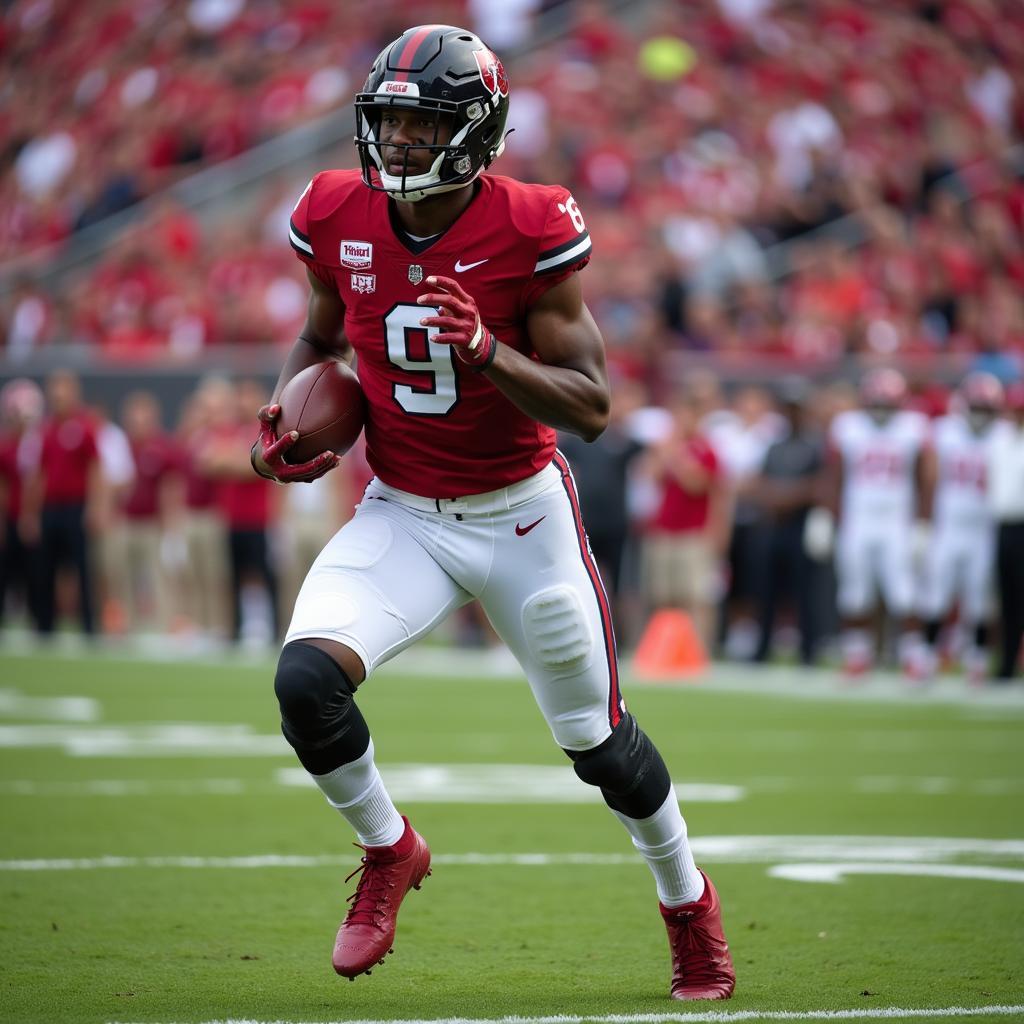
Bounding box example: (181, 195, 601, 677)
(1, 651, 1022, 1023)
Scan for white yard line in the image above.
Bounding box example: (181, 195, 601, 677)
(769, 862, 1024, 884)
(3, 775, 1020, 799)
(275, 766, 743, 803)
(5, 836, 1024, 873)
(105, 1003, 1024, 1023)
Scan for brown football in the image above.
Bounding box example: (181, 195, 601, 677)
(276, 361, 366, 464)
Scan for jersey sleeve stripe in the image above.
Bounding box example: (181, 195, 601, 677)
(534, 233, 592, 276)
(289, 225, 314, 258)
(537, 231, 590, 263)
(289, 218, 311, 245)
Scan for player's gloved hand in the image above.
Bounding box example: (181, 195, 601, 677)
(416, 275, 498, 370)
(251, 403, 339, 484)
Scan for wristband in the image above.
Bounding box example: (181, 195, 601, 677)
(456, 324, 498, 371)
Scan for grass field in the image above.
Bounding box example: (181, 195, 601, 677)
(1, 648, 1023, 1024)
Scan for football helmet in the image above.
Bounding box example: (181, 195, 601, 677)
(860, 367, 906, 408)
(960, 371, 1004, 412)
(860, 368, 906, 424)
(354, 25, 511, 202)
(960, 371, 1004, 433)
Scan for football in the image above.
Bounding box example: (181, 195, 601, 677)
(276, 360, 366, 464)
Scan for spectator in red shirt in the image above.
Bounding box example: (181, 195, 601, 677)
(0, 378, 44, 628)
(199, 378, 280, 645)
(639, 393, 728, 652)
(109, 390, 181, 633)
(20, 370, 103, 636)
(175, 379, 231, 642)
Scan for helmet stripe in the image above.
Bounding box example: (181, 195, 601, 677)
(391, 25, 446, 82)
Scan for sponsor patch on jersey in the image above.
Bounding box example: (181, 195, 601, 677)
(473, 48, 509, 97)
(340, 240, 373, 269)
(378, 80, 420, 97)
(350, 273, 376, 294)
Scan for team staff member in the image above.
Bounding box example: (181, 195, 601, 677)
(251, 25, 733, 1001)
(20, 370, 103, 636)
(111, 391, 180, 633)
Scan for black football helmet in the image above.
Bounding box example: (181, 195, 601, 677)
(354, 25, 511, 202)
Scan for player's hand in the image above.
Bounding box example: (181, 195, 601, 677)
(251, 404, 339, 484)
(416, 275, 497, 370)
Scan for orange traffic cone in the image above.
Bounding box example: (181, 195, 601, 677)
(632, 608, 708, 681)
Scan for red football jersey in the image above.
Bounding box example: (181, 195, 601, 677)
(288, 170, 593, 497)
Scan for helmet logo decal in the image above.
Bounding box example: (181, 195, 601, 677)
(473, 48, 508, 97)
(379, 81, 420, 97)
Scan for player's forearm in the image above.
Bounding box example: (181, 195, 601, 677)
(271, 336, 351, 404)
(483, 344, 609, 441)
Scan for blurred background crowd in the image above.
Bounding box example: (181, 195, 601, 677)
(1, 0, 1023, 681)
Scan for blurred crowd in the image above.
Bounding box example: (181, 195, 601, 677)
(2, 0, 1024, 377)
(2, 367, 1022, 685)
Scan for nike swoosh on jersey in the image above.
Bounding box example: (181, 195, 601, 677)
(514, 516, 546, 536)
(454, 258, 489, 272)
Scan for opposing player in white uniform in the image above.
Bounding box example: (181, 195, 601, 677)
(249, 25, 733, 1001)
(828, 369, 930, 676)
(918, 373, 1008, 684)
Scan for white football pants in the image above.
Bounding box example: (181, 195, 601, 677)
(285, 455, 625, 751)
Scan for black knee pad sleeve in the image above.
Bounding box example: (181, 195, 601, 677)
(565, 714, 671, 819)
(274, 641, 369, 775)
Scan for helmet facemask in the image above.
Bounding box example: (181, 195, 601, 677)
(356, 91, 505, 202)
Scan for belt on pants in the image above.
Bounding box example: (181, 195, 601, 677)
(369, 462, 559, 515)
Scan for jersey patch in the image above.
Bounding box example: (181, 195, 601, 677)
(341, 241, 373, 269)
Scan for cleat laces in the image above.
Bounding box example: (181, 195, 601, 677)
(343, 845, 396, 928)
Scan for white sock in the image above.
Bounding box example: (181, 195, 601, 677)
(310, 741, 405, 847)
(612, 788, 705, 907)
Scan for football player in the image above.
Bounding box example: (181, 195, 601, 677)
(250, 26, 733, 1001)
(827, 368, 930, 677)
(918, 373, 1009, 684)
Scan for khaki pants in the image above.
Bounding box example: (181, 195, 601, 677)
(642, 531, 717, 651)
(180, 510, 229, 638)
(108, 520, 173, 632)
(278, 512, 337, 614)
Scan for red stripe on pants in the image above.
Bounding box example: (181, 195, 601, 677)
(552, 452, 623, 729)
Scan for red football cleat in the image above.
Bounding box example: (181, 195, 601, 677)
(332, 817, 431, 979)
(660, 870, 735, 1000)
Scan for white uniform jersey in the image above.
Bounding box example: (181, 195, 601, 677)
(831, 409, 929, 530)
(918, 416, 1009, 623)
(932, 415, 1009, 533)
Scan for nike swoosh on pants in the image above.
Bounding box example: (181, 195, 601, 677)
(515, 516, 546, 536)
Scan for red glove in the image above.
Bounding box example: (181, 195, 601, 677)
(416, 275, 498, 370)
(250, 404, 339, 483)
